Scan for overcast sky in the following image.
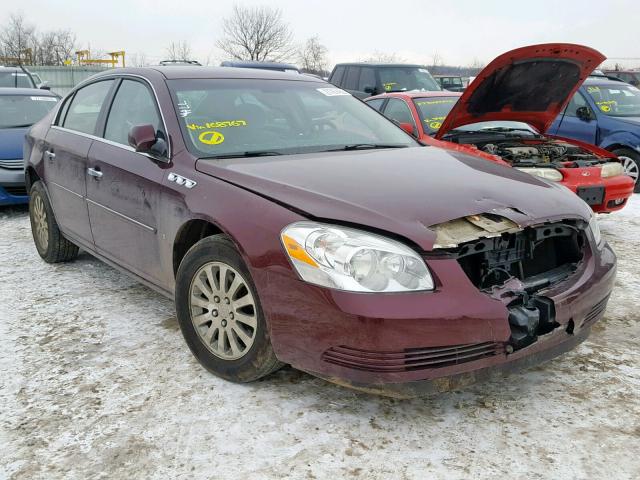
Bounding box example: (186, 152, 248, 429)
(5, 0, 640, 68)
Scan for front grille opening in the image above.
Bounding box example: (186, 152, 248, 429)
(323, 342, 505, 373)
(454, 222, 585, 291)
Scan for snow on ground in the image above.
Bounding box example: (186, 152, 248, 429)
(1, 196, 639, 480)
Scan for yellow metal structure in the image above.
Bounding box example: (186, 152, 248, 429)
(75, 50, 125, 68)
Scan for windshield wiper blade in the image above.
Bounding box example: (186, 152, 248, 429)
(202, 151, 283, 159)
(324, 144, 409, 152)
(7, 123, 33, 129)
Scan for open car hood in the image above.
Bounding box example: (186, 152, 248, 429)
(435, 43, 605, 138)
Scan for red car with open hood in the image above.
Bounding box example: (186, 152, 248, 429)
(366, 44, 635, 213)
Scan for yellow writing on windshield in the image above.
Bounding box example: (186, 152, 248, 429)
(187, 120, 247, 130)
(416, 99, 455, 106)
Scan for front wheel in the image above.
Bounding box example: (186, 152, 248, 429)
(29, 181, 79, 263)
(612, 148, 640, 193)
(175, 235, 283, 382)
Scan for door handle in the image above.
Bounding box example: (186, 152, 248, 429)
(45, 150, 56, 161)
(87, 167, 103, 179)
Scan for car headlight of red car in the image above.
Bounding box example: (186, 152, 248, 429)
(281, 222, 434, 293)
(601, 162, 625, 178)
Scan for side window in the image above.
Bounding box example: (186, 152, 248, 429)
(366, 99, 385, 111)
(383, 98, 415, 127)
(358, 67, 376, 93)
(565, 92, 589, 117)
(62, 80, 114, 135)
(343, 67, 360, 91)
(104, 79, 162, 145)
(331, 66, 346, 86)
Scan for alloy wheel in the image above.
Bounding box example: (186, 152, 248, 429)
(620, 156, 639, 185)
(33, 195, 49, 251)
(189, 261, 258, 360)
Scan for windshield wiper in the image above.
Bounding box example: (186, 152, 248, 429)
(323, 144, 409, 152)
(202, 151, 283, 160)
(6, 123, 33, 129)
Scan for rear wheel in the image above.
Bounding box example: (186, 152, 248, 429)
(175, 235, 283, 382)
(29, 181, 79, 263)
(612, 148, 640, 193)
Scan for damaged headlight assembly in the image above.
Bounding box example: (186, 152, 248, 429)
(281, 222, 434, 292)
(600, 162, 625, 178)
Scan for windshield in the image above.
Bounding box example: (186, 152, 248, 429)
(168, 79, 417, 157)
(0, 95, 58, 128)
(413, 97, 458, 133)
(378, 67, 441, 93)
(0, 71, 35, 88)
(585, 84, 640, 117)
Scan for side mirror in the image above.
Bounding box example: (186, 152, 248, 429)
(576, 106, 594, 122)
(128, 124, 168, 160)
(399, 122, 416, 136)
(363, 85, 377, 96)
(40, 85, 51, 91)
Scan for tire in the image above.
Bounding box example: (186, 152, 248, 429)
(29, 181, 79, 263)
(175, 235, 283, 382)
(612, 148, 640, 193)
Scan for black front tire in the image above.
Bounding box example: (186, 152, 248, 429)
(29, 181, 79, 263)
(612, 148, 640, 193)
(175, 235, 283, 382)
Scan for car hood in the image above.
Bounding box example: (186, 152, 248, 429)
(0, 127, 28, 160)
(435, 43, 605, 139)
(196, 147, 592, 251)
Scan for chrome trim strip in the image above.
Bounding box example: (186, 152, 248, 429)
(86, 198, 156, 232)
(50, 181, 83, 199)
(49, 73, 172, 158)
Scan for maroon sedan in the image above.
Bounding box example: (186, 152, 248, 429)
(24, 66, 616, 397)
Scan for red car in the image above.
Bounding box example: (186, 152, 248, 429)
(25, 64, 615, 397)
(366, 44, 635, 214)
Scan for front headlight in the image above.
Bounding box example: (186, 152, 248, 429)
(588, 215, 602, 245)
(516, 167, 563, 182)
(281, 222, 434, 293)
(601, 162, 624, 178)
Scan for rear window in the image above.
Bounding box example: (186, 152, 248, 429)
(0, 71, 34, 88)
(413, 96, 458, 133)
(378, 67, 441, 92)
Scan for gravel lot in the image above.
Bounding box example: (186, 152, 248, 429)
(1, 195, 639, 480)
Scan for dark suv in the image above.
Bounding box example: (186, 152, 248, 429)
(328, 63, 441, 98)
(23, 65, 615, 397)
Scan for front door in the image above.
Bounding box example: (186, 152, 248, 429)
(85, 78, 167, 283)
(43, 79, 115, 245)
(553, 92, 598, 144)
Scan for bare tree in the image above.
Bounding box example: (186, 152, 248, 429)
(216, 5, 295, 62)
(430, 52, 444, 68)
(298, 36, 328, 74)
(0, 13, 36, 64)
(129, 52, 149, 67)
(166, 41, 193, 61)
(35, 30, 76, 65)
(469, 57, 485, 70)
(362, 51, 405, 63)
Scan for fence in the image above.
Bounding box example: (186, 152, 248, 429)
(27, 66, 112, 96)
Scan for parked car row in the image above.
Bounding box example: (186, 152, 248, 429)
(10, 43, 620, 397)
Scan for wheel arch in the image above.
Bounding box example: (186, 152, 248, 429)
(173, 218, 230, 277)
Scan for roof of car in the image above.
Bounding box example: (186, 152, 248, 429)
(0, 87, 56, 96)
(583, 76, 631, 87)
(366, 91, 462, 101)
(92, 66, 318, 82)
(603, 69, 639, 74)
(219, 61, 300, 71)
(333, 63, 425, 68)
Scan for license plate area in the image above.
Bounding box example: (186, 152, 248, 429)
(576, 186, 605, 205)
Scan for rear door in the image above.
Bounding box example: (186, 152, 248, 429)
(85, 77, 168, 283)
(552, 91, 598, 144)
(44, 79, 115, 245)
